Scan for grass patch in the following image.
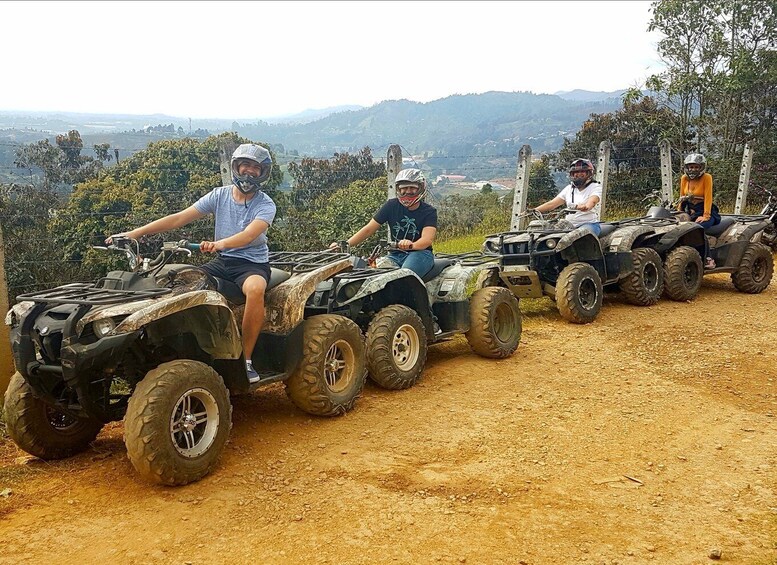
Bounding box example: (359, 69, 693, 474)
(435, 231, 492, 254)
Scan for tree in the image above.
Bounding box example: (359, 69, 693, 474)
(648, 0, 776, 157)
(0, 183, 63, 301)
(286, 147, 386, 206)
(14, 130, 112, 189)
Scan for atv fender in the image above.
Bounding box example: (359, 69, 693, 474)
(264, 258, 354, 334)
(426, 262, 499, 302)
(600, 225, 654, 254)
(655, 223, 706, 255)
(113, 290, 242, 360)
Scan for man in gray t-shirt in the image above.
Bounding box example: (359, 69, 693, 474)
(107, 143, 276, 382)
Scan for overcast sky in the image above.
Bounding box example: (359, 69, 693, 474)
(1, 1, 664, 120)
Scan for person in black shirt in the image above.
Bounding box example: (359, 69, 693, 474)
(330, 168, 437, 278)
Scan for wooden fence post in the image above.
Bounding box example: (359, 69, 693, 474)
(0, 226, 13, 395)
(659, 139, 674, 204)
(596, 141, 611, 219)
(510, 145, 532, 231)
(734, 143, 754, 214)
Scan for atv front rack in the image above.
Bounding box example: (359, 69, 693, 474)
(269, 251, 351, 274)
(435, 251, 501, 266)
(16, 283, 171, 305)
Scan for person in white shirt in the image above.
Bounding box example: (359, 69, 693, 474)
(533, 158, 602, 236)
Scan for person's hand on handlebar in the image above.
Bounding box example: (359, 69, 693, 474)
(575, 201, 595, 212)
(396, 239, 414, 250)
(105, 233, 129, 245)
(199, 240, 223, 253)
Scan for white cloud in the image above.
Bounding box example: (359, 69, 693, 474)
(0, 0, 663, 118)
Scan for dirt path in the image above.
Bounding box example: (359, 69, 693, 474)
(1, 274, 775, 565)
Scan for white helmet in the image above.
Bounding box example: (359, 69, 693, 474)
(683, 153, 706, 180)
(231, 143, 272, 193)
(395, 168, 427, 208)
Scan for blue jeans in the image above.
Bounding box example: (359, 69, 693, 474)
(579, 222, 601, 236)
(386, 249, 435, 278)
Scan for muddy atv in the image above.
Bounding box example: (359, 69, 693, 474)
(750, 183, 777, 252)
(702, 215, 774, 293)
(643, 191, 773, 297)
(4, 238, 367, 486)
(310, 242, 522, 391)
(483, 209, 658, 324)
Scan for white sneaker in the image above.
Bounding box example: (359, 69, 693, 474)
(705, 257, 716, 269)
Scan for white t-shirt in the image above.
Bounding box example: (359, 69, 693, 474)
(556, 182, 602, 227)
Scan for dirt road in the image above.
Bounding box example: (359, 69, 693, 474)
(1, 273, 775, 565)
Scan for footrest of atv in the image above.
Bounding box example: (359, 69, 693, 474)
(248, 370, 288, 390)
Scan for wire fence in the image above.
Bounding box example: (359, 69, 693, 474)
(1, 139, 774, 303)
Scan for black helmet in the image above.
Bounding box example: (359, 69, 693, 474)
(569, 158, 595, 187)
(395, 168, 427, 208)
(683, 153, 706, 180)
(231, 144, 272, 193)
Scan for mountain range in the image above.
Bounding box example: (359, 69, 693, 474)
(0, 89, 626, 181)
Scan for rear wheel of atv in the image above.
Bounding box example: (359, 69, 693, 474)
(124, 360, 232, 486)
(556, 263, 603, 324)
(366, 305, 427, 390)
(465, 287, 522, 358)
(3, 372, 103, 460)
(663, 246, 703, 301)
(286, 314, 366, 416)
(732, 243, 774, 294)
(620, 247, 664, 306)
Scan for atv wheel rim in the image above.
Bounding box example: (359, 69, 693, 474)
(45, 406, 79, 431)
(494, 302, 519, 343)
(170, 387, 220, 458)
(392, 324, 420, 371)
(752, 256, 767, 283)
(683, 262, 700, 288)
(643, 263, 659, 292)
(324, 339, 355, 393)
(578, 277, 599, 311)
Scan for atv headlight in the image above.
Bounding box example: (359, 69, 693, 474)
(338, 280, 365, 301)
(93, 318, 117, 337)
(545, 239, 557, 249)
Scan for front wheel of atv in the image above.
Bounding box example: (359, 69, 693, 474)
(285, 314, 366, 416)
(620, 247, 664, 306)
(556, 263, 603, 324)
(124, 360, 232, 486)
(663, 246, 703, 301)
(732, 243, 774, 294)
(466, 287, 522, 358)
(366, 305, 428, 390)
(3, 372, 103, 460)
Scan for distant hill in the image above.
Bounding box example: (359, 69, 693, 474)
(553, 89, 628, 102)
(265, 105, 365, 125)
(234, 90, 623, 156)
(0, 90, 626, 182)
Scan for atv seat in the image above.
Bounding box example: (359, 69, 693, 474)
(705, 216, 736, 237)
(422, 258, 456, 282)
(214, 268, 292, 305)
(598, 223, 617, 237)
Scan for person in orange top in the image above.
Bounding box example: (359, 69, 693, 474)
(678, 153, 721, 229)
(678, 153, 721, 269)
